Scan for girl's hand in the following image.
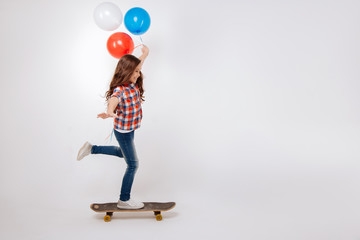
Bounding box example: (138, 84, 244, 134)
(141, 45, 149, 56)
(97, 112, 118, 119)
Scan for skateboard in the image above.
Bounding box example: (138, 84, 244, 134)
(90, 202, 176, 222)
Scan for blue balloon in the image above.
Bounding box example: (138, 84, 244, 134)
(124, 7, 151, 35)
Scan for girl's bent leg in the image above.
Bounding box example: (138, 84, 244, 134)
(91, 145, 123, 158)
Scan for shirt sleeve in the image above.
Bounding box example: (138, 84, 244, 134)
(111, 87, 122, 102)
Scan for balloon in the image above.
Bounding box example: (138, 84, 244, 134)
(107, 32, 134, 59)
(124, 7, 151, 35)
(93, 2, 123, 31)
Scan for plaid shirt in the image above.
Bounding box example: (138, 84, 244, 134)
(111, 83, 142, 131)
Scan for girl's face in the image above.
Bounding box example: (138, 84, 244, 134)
(130, 65, 141, 84)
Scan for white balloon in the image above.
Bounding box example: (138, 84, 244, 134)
(93, 2, 123, 31)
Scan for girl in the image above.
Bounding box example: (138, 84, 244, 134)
(77, 45, 149, 209)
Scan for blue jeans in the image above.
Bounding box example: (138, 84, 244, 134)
(91, 130, 139, 201)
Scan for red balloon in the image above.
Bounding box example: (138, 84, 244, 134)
(106, 32, 134, 59)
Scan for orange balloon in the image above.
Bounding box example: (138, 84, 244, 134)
(106, 32, 134, 59)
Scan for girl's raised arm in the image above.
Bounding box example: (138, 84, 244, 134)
(139, 45, 149, 67)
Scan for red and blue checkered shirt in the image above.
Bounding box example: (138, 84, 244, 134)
(111, 83, 143, 131)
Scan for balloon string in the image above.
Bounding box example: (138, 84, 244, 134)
(133, 36, 144, 50)
(134, 44, 143, 49)
(105, 128, 114, 142)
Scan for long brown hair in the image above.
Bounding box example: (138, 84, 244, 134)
(105, 54, 145, 102)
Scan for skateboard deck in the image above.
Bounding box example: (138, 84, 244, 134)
(90, 202, 176, 222)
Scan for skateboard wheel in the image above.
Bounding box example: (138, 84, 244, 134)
(155, 214, 162, 221)
(104, 215, 111, 222)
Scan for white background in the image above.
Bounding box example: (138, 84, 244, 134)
(1, 0, 360, 239)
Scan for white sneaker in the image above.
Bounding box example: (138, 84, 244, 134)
(117, 199, 145, 209)
(77, 141, 92, 161)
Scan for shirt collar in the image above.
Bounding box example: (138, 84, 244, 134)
(123, 83, 135, 88)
